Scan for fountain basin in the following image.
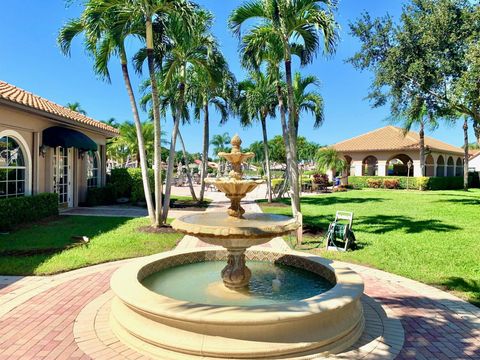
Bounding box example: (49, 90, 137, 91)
(110, 248, 365, 359)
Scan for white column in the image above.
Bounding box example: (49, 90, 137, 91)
(353, 161, 363, 176)
(377, 161, 387, 176)
(413, 160, 422, 177)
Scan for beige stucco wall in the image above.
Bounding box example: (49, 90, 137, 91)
(0, 104, 110, 207)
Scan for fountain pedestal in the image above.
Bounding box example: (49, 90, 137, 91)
(221, 247, 251, 289)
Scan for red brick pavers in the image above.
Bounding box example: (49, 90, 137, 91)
(0, 269, 115, 360)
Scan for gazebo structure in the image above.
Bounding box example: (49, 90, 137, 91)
(332, 126, 464, 178)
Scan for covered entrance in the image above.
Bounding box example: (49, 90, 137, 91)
(42, 126, 97, 207)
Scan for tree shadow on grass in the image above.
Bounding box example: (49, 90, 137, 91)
(437, 198, 480, 206)
(355, 215, 461, 234)
(441, 277, 480, 307)
(300, 196, 386, 207)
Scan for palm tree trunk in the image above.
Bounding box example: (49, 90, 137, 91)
(119, 55, 154, 222)
(260, 115, 272, 202)
(146, 17, 162, 227)
(276, 83, 292, 176)
(161, 114, 181, 223)
(284, 58, 301, 215)
(178, 129, 198, 201)
(463, 117, 469, 191)
(419, 120, 425, 176)
(199, 103, 209, 202)
(162, 78, 186, 223)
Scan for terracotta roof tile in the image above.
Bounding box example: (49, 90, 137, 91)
(0, 80, 119, 135)
(332, 125, 463, 155)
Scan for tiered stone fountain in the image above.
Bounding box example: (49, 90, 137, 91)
(110, 135, 365, 359)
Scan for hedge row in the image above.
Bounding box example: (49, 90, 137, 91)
(0, 193, 58, 231)
(348, 176, 467, 190)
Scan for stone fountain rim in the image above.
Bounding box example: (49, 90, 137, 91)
(171, 212, 300, 239)
(110, 248, 364, 326)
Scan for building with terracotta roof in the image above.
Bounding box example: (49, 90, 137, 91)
(469, 150, 480, 172)
(331, 126, 464, 178)
(0, 80, 118, 207)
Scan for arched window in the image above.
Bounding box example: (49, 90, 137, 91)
(436, 155, 445, 177)
(425, 154, 435, 176)
(0, 136, 26, 198)
(362, 156, 378, 176)
(455, 158, 463, 176)
(446, 156, 454, 177)
(86, 151, 100, 188)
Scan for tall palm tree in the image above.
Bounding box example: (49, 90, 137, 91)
(117, 121, 155, 166)
(57, 0, 155, 222)
(187, 43, 234, 202)
(122, 0, 195, 226)
(161, 10, 227, 221)
(390, 98, 438, 176)
(230, 0, 338, 215)
(237, 72, 277, 202)
(66, 102, 87, 115)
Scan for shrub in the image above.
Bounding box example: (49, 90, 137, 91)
(416, 177, 429, 191)
(312, 173, 329, 185)
(86, 185, 117, 206)
(367, 178, 382, 188)
(0, 193, 58, 231)
(427, 176, 463, 190)
(383, 179, 400, 189)
(333, 185, 348, 192)
(469, 172, 479, 188)
(108, 168, 156, 203)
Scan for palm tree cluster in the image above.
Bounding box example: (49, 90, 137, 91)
(58, 0, 339, 226)
(58, 0, 235, 227)
(230, 0, 338, 212)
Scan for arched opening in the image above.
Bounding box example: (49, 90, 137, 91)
(0, 131, 31, 198)
(362, 156, 378, 176)
(436, 155, 445, 177)
(86, 151, 100, 188)
(455, 158, 463, 177)
(446, 156, 454, 177)
(425, 154, 435, 176)
(386, 154, 413, 176)
(344, 155, 352, 177)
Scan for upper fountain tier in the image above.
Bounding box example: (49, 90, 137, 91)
(205, 134, 264, 218)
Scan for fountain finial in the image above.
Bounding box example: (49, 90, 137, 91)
(231, 134, 242, 152)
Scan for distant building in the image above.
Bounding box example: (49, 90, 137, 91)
(0, 81, 118, 207)
(469, 151, 480, 172)
(331, 126, 464, 178)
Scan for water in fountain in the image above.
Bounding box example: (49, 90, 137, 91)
(142, 261, 333, 306)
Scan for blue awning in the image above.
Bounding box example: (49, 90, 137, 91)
(42, 126, 98, 151)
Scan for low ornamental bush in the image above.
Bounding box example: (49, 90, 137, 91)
(312, 173, 329, 186)
(367, 178, 382, 188)
(86, 184, 117, 206)
(469, 172, 480, 188)
(108, 168, 158, 203)
(0, 193, 58, 231)
(383, 179, 400, 189)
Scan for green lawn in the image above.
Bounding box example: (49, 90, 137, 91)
(0, 216, 182, 275)
(259, 189, 480, 306)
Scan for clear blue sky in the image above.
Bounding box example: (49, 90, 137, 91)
(0, 0, 473, 154)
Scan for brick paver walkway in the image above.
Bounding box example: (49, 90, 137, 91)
(0, 188, 478, 359)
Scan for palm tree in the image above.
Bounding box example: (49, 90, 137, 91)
(315, 147, 346, 177)
(160, 10, 227, 221)
(390, 98, 438, 176)
(66, 102, 87, 115)
(57, 0, 155, 223)
(237, 72, 277, 202)
(230, 0, 338, 215)
(117, 121, 155, 166)
(187, 40, 234, 202)
(292, 72, 325, 135)
(121, 0, 195, 227)
(210, 132, 231, 175)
